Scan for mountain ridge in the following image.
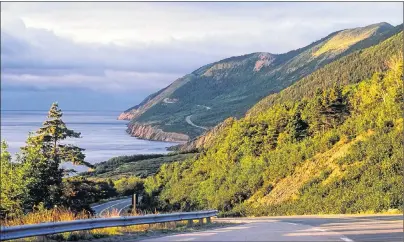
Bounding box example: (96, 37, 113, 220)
(119, 22, 396, 142)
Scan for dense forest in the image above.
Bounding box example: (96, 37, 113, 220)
(142, 52, 403, 216)
(249, 30, 403, 116)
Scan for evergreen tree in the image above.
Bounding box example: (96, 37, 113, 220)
(321, 84, 349, 129)
(0, 141, 28, 218)
(306, 88, 326, 134)
(286, 107, 309, 142)
(19, 103, 93, 209)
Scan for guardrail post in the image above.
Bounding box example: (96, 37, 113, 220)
(187, 219, 193, 227)
(198, 218, 204, 226)
(206, 217, 211, 224)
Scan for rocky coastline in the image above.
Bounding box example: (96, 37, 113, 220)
(126, 122, 190, 143)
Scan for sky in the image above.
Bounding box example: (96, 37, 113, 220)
(1, 2, 402, 111)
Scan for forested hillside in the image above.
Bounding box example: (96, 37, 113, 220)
(119, 23, 397, 142)
(175, 30, 403, 152)
(143, 50, 403, 216)
(249, 26, 403, 116)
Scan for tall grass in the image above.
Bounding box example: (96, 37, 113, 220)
(2, 207, 91, 227)
(1, 206, 194, 241)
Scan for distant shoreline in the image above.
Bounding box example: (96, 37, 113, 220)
(1, 110, 123, 112)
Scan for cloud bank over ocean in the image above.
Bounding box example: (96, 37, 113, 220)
(1, 2, 402, 110)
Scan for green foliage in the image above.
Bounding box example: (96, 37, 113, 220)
(18, 103, 92, 210)
(90, 154, 166, 174)
(61, 177, 117, 213)
(113, 176, 144, 196)
(146, 55, 403, 216)
(249, 31, 403, 116)
(127, 23, 399, 140)
(83, 153, 195, 179)
(2, 104, 120, 217)
(0, 141, 29, 218)
(4, 103, 93, 214)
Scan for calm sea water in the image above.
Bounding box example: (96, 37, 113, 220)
(1, 110, 177, 172)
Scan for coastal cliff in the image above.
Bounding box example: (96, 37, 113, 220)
(118, 111, 135, 120)
(127, 122, 190, 143)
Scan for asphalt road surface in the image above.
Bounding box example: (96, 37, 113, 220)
(185, 115, 208, 130)
(141, 214, 403, 242)
(91, 198, 132, 217)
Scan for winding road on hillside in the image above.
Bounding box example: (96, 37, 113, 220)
(140, 215, 403, 242)
(92, 198, 132, 217)
(185, 115, 208, 130)
(184, 104, 212, 130)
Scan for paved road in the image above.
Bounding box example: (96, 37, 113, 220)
(196, 105, 211, 110)
(91, 198, 132, 217)
(185, 115, 208, 130)
(141, 215, 403, 242)
(163, 98, 177, 104)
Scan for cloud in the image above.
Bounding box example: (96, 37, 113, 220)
(2, 70, 182, 92)
(1, 2, 402, 97)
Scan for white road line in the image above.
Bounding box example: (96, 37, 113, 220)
(286, 222, 298, 225)
(99, 200, 131, 216)
(92, 196, 131, 209)
(176, 238, 195, 241)
(92, 200, 117, 209)
(341, 237, 354, 242)
(118, 203, 132, 216)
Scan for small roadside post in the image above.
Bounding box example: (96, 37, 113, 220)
(132, 194, 137, 212)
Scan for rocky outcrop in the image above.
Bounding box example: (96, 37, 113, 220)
(127, 122, 190, 143)
(118, 111, 136, 120)
(254, 53, 275, 72)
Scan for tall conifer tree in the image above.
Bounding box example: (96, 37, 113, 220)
(20, 103, 93, 209)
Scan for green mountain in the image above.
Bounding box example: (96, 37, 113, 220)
(119, 22, 397, 142)
(249, 24, 403, 116)
(142, 30, 403, 216)
(173, 30, 402, 153)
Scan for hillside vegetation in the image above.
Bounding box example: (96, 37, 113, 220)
(83, 153, 196, 179)
(249, 27, 403, 116)
(175, 30, 403, 152)
(142, 50, 403, 216)
(120, 23, 397, 141)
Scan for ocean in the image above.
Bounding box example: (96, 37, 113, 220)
(0, 110, 177, 173)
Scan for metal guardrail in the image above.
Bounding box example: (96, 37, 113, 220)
(0, 210, 218, 241)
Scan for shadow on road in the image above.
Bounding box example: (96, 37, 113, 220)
(269, 215, 403, 242)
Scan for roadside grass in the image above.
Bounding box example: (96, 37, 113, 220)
(355, 209, 402, 215)
(2, 207, 92, 227)
(2, 207, 225, 242)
